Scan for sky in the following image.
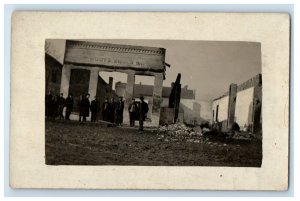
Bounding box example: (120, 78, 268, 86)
(46, 39, 261, 101)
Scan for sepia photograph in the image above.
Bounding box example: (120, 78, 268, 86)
(9, 11, 289, 190)
(45, 39, 262, 167)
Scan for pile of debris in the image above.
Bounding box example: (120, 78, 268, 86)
(156, 123, 205, 143)
(232, 132, 256, 140)
(156, 122, 257, 144)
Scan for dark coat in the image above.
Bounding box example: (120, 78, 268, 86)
(65, 97, 74, 110)
(109, 102, 115, 114)
(45, 94, 53, 116)
(102, 101, 109, 121)
(58, 96, 66, 106)
(139, 101, 149, 120)
(90, 99, 100, 113)
(78, 99, 83, 116)
(115, 101, 124, 113)
(108, 101, 115, 122)
(45, 94, 53, 106)
(82, 98, 90, 117)
(102, 102, 109, 112)
(52, 96, 59, 117)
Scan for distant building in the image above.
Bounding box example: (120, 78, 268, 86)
(212, 74, 262, 135)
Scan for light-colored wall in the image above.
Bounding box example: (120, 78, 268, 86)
(161, 98, 169, 107)
(212, 96, 229, 122)
(162, 98, 212, 124)
(198, 101, 213, 121)
(181, 99, 194, 110)
(116, 85, 213, 125)
(181, 99, 197, 124)
(235, 87, 254, 130)
(99, 72, 127, 90)
(115, 84, 126, 97)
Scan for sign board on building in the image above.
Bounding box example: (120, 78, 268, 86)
(64, 40, 166, 72)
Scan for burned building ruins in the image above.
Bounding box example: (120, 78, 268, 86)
(114, 74, 210, 126)
(45, 40, 262, 132)
(45, 40, 169, 126)
(212, 74, 262, 135)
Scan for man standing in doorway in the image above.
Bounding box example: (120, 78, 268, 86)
(90, 96, 100, 122)
(82, 93, 90, 122)
(65, 94, 73, 120)
(139, 96, 149, 132)
(128, 98, 137, 127)
(58, 93, 66, 120)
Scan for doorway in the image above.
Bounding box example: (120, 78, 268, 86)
(97, 71, 128, 121)
(68, 69, 90, 113)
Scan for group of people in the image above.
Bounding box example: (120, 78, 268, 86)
(102, 96, 149, 131)
(45, 91, 74, 120)
(78, 93, 101, 122)
(128, 97, 149, 131)
(101, 96, 149, 131)
(45, 90, 149, 131)
(45, 90, 99, 122)
(102, 97, 125, 125)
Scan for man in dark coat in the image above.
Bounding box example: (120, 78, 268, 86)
(108, 98, 115, 123)
(57, 93, 66, 120)
(139, 96, 149, 132)
(52, 95, 59, 119)
(115, 97, 124, 125)
(102, 98, 109, 121)
(45, 90, 53, 118)
(90, 96, 100, 122)
(128, 98, 137, 127)
(65, 94, 73, 120)
(82, 93, 90, 122)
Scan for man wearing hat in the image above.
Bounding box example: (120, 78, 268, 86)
(139, 96, 149, 131)
(65, 93, 73, 120)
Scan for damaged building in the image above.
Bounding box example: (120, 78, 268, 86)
(45, 39, 259, 130)
(45, 40, 169, 126)
(212, 74, 262, 135)
(115, 81, 211, 126)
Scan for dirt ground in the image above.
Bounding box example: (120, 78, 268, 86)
(45, 120, 262, 167)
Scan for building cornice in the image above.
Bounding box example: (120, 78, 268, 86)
(66, 40, 165, 56)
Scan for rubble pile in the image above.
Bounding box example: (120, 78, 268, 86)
(156, 123, 205, 143)
(232, 132, 255, 140)
(156, 123, 257, 145)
